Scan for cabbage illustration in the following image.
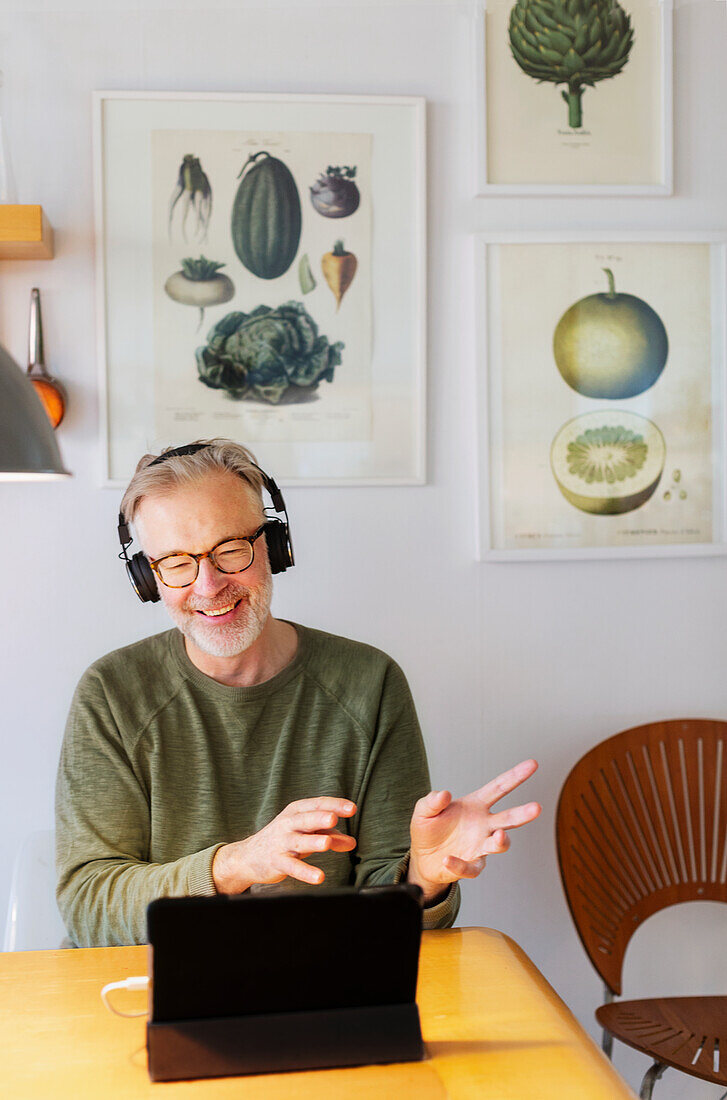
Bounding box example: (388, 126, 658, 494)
(195, 301, 343, 405)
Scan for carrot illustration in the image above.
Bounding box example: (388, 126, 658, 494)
(321, 240, 357, 310)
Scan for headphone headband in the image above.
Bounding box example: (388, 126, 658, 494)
(118, 444, 294, 603)
(147, 443, 210, 466)
(148, 443, 286, 511)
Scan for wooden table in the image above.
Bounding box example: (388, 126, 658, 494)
(0, 927, 636, 1098)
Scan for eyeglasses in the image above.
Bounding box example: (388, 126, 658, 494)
(148, 525, 268, 588)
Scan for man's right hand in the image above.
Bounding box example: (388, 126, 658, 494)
(211, 797, 357, 894)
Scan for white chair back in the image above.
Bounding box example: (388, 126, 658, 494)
(3, 830, 68, 951)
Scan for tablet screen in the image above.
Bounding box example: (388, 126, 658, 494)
(147, 886, 422, 1023)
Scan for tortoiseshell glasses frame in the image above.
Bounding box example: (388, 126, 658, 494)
(147, 524, 269, 588)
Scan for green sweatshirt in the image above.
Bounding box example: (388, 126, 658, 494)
(55, 624, 460, 946)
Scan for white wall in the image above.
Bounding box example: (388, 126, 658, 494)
(1, 1, 726, 1095)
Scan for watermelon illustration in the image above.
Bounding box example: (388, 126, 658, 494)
(232, 152, 302, 280)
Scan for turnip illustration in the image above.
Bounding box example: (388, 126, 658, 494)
(164, 256, 234, 330)
(310, 166, 360, 218)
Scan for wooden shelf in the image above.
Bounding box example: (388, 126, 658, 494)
(0, 205, 54, 259)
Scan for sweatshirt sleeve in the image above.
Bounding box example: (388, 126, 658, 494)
(55, 669, 222, 947)
(350, 660, 460, 930)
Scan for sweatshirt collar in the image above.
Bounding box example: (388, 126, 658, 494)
(168, 621, 308, 702)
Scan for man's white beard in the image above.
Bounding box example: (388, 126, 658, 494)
(163, 573, 274, 658)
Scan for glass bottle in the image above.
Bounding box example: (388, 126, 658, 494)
(0, 71, 18, 204)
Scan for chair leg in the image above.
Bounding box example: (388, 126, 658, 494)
(639, 1061, 667, 1100)
(601, 985, 614, 1060)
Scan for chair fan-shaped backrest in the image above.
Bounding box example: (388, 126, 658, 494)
(556, 720, 727, 995)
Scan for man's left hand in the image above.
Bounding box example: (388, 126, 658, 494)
(407, 759, 541, 904)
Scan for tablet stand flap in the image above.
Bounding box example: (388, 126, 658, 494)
(146, 1001, 424, 1082)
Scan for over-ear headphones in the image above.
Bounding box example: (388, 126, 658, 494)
(117, 443, 294, 604)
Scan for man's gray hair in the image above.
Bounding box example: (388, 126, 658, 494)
(120, 439, 266, 523)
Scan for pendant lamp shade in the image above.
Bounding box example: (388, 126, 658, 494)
(0, 341, 69, 479)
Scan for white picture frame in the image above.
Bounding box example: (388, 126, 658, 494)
(93, 91, 426, 487)
(476, 232, 727, 560)
(473, 0, 673, 195)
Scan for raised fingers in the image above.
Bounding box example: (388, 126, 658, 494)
(413, 790, 452, 819)
(278, 854, 326, 885)
(488, 801, 542, 831)
(324, 830, 357, 852)
(286, 797, 356, 818)
(443, 854, 487, 879)
(294, 809, 348, 833)
(288, 829, 356, 855)
(485, 828, 511, 854)
(288, 832, 334, 856)
(442, 830, 512, 879)
(472, 759, 539, 809)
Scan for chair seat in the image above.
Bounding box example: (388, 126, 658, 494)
(596, 996, 727, 1087)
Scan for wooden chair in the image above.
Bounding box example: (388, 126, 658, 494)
(556, 719, 727, 1100)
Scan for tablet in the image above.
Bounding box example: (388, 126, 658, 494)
(147, 884, 423, 1024)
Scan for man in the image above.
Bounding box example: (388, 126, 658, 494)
(56, 440, 540, 947)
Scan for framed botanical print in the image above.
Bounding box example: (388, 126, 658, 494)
(94, 92, 426, 486)
(474, 0, 673, 193)
(477, 233, 727, 559)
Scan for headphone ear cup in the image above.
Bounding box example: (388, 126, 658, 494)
(127, 553, 160, 603)
(264, 521, 292, 575)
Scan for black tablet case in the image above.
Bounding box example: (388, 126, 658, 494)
(146, 886, 424, 1081)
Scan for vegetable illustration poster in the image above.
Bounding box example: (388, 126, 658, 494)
(152, 129, 372, 445)
(482, 242, 721, 555)
(482, 0, 667, 187)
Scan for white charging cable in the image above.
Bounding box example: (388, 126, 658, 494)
(100, 976, 150, 1018)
